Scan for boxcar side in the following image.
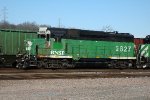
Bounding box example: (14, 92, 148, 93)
(0, 29, 37, 66)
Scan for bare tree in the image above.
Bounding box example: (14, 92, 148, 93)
(0, 21, 16, 29)
(0, 21, 39, 31)
(101, 25, 114, 32)
(40, 24, 51, 27)
(17, 22, 39, 31)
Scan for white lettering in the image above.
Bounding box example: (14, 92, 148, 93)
(62, 51, 65, 55)
(116, 46, 132, 52)
(51, 51, 55, 55)
(116, 46, 119, 52)
(50, 50, 65, 55)
(120, 46, 124, 52)
(124, 46, 127, 52)
(128, 46, 131, 52)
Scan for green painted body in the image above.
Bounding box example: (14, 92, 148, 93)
(0, 29, 37, 55)
(28, 38, 135, 60)
(66, 39, 135, 60)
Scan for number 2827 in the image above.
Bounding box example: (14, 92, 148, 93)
(116, 46, 131, 52)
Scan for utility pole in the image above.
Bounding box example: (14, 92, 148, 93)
(1, 7, 8, 23)
(58, 18, 61, 28)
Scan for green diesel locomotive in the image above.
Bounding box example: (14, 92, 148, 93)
(16, 27, 139, 69)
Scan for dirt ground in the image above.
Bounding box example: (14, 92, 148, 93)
(0, 78, 150, 100)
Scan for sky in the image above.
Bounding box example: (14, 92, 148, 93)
(0, 0, 150, 38)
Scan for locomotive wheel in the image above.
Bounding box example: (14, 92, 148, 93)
(61, 59, 69, 68)
(22, 62, 29, 69)
(109, 61, 118, 68)
(109, 61, 129, 69)
(37, 61, 44, 69)
(61, 59, 75, 68)
(16, 63, 23, 69)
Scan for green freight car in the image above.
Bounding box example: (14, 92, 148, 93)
(18, 27, 136, 69)
(0, 29, 37, 66)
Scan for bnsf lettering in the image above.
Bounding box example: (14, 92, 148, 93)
(50, 51, 65, 55)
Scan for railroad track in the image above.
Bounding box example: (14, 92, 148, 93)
(0, 68, 150, 80)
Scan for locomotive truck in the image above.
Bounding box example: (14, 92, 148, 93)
(15, 27, 150, 69)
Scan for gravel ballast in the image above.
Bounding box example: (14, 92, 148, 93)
(0, 78, 150, 100)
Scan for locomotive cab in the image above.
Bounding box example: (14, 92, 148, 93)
(29, 27, 73, 69)
(38, 27, 51, 48)
(37, 27, 67, 57)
